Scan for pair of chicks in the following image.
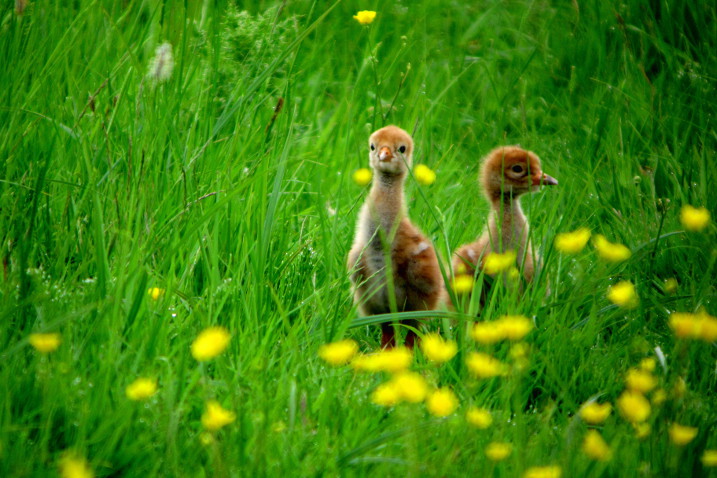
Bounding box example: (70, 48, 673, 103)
(347, 125, 558, 348)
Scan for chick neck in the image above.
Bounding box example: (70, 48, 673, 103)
(366, 171, 407, 240)
(485, 188, 529, 254)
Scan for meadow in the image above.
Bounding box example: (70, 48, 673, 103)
(1, 0, 716, 476)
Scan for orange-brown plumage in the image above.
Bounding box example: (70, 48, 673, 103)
(453, 146, 557, 284)
(348, 125, 443, 348)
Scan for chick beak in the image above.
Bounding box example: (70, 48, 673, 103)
(532, 172, 558, 186)
(378, 146, 393, 162)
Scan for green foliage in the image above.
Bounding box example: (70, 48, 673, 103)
(0, 0, 716, 476)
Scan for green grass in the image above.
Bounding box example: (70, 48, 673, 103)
(1, 0, 716, 476)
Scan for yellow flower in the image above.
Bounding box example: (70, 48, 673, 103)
(466, 406, 493, 429)
(651, 389, 667, 405)
(466, 352, 506, 379)
(702, 450, 717, 467)
(201, 400, 236, 431)
(485, 442, 512, 461)
(451, 274, 474, 294)
(318, 339, 358, 366)
(426, 387, 458, 417)
(367, 347, 413, 373)
(523, 466, 562, 478)
(371, 381, 401, 407)
(633, 422, 651, 440)
(414, 164, 437, 186)
(391, 371, 428, 403)
(509, 342, 530, 370)
(59, 452, 93, 478)
(663, 278, 678, 294)
(668, 423, 698, 446)
(420, 333, 457, 363)
(582, 430, 611, 461)
(29, 333, 61, 353)
(125, 378, 158, 401)
(147, 287, 164, 300)
(624, 368, 657, 394)
(607, 281, 639, 309)
(199, 432, 214, 446)
(554, 228, 591, 254)
(354, 349, 413, 375)
(680, 205, 710, 232)
(191, 326, 231, 361)
(352, 168, 372, 186)
(593, 234, 632, 262)
(639, 357, 656, 372)
(579, 402, 612, 425)
(497, 315, 532, 341)
(617, 391, 651, 423)
(483, 251, 517, 275)
(471, 321, 504, 344)
(353, 10, 376, 25)
(668, 311, 717, 341)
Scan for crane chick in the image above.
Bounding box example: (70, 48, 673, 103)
(453, 146, 557, 285)
(348, 125, 443, 348)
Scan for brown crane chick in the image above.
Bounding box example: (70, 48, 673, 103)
(453, 146, 557, 285)
(347, 125, 443, 349)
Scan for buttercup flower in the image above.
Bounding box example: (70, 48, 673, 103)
(663, 278, 678, 294)
(125, 378, 158, 401)
(579, 401, 612, 425)
(639, 357, 656, 372)
(371, 381, 401, 407)
(148, 287, 164, 300)
(625, 368, 657, 394)
(420, 333, 457, 363)
(617, 391, 651, 423)
(201, 400, 236, 431)
(353, 10, 376, 25)
(414, 164, 436, 185)
(651, 389, 667, 405)
(668, 310, 717, 341)
(426, 388, 458, 417)
(582, 430, 611, 461)
(668, 423, 698, 446)
(607, 281, 639, 308)
(483, 251, 517, 275)
(702, 450, 717, 467)
(353, 347, 413, 373)
(471, 321, 504, 344)
(523, 466, 562, 478)
(59, 452, 93, 478)
(191, 326, 231, 361)
(485, 442, 512, 461)
(451, 274, 474, 294)
(633, 422, 651, 439)
(554, 228, 591, 254)
(466, 406, 492, 428)
(497, 315, 533, 341)
(391, 371, 428, 403)
(29, 333, 61, 353)
(593, 234, 632, 262)
(466, 352, 506, 378)
(318, 339, 358, 366)
(352, 168, 372, 186)
(680, 205, 710, 232)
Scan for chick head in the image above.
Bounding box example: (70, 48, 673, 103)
(480, 146, 557, 200)
(368, 125, 414, 176)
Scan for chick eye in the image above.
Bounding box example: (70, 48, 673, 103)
(398, 145, 407, 154)
(370, 144, 375, 151)
(511, 165, 524, 174)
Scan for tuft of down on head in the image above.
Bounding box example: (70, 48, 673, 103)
(480, 146, 557, 201)
(368, 125, 414, 176)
